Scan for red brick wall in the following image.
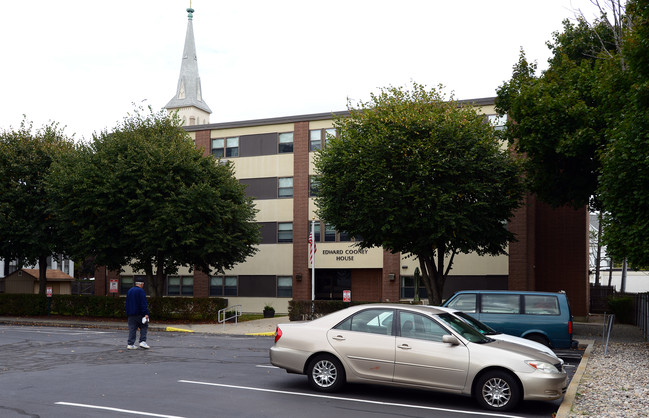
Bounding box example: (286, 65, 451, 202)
(351, 269, 382, 301)
(509, 193, 536, 291)
(382, 251, 401, 302)
(534, 202, 589, 316)
(292, 121, 311, 300)
(194, 130, 211, 157)
(509, 195, 589, 316)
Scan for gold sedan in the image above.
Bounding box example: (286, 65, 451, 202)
(270, 303, 567, 412)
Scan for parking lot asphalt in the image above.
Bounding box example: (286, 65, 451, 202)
(0, 314, 624, 417)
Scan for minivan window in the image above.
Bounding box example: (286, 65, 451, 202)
(445, 293, 477, 313)
(524, 295, 560, 315)
(481, 294, 520, 314)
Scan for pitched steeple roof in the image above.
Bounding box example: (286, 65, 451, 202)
(165, 7, 211, 114)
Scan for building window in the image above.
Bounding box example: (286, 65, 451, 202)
(325, 128, 336, 142)
(211, 138, 224, 158)
(278, 132, 293, 153)
(309, 130, 322, 151)
(278, 222, 293, 243)
(211, 137, 239, 158)
(224, 276, 237, 296)
(226, 137, 239, 157)
(168, 276, 194, 296)
(488, 114, 507, 131)
(309, 176, 320, 197)
(120, 276, 134, 295)
(277, 276, 292, 297)
(325, 224, 336, 242)
(278, 177, 293, 198)
(210, 276, 223, 296)
(400, 276, 428, 299)
(210, 276, 238, 296)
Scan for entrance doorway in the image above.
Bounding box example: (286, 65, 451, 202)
(315, 269, 351, 300)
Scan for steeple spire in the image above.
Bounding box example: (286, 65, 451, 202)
(165, 6, 211, 125)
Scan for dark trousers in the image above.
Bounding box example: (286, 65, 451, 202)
(127, 315, 148, 345)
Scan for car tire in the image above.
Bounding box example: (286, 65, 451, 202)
(474, 370, 521, 411)
(307, 354, 345, 392)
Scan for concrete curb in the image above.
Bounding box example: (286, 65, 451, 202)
(555, 339, 595, 418)
(165, 327, 194, 333)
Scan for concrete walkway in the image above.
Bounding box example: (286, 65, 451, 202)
(0, 315, 289, 336)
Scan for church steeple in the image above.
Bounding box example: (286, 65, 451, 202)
(165, 6, 211, 126)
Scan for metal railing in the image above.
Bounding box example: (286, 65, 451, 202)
(602, 313, 615, 355)
(637, 293, 649, 342)
(218, 305, 242, 330)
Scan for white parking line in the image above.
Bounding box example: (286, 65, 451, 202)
(55, 402, 186, 417)
(5, 327, 111, 335)
(255, 364, 279, 369)
(178, 380, 524, 418)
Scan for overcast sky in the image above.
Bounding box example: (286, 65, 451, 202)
(1, 0, 604, 141)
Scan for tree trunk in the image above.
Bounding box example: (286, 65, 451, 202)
(38, 255, 48, 295)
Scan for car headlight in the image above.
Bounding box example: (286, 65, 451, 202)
(525, 360, 560, 374)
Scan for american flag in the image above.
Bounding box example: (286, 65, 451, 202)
(308, 232, 316, 264)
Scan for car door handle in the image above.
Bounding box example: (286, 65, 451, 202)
(397, 344, 412, 350)
(331, 335, 345, 341)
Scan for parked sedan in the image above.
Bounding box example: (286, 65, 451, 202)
(270, 304, 567, 412)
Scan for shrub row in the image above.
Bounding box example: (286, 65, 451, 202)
(0, 294, 228, 321)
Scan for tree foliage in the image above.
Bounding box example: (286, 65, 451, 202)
(47, 108, 260, 297)
(496, 15, 624, 210)
(0, 120, 75, 294)
(600, 0, 649, 265)
(314, 84, 524, 305)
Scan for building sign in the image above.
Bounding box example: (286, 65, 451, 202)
(109, 279, 119, 294)
(309, 243, 383, 269)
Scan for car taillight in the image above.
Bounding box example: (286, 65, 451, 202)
(274, 326, 282, 343)
(568, 320, 573, 335)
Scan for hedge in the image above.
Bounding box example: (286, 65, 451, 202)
(0, 294, 228, 321)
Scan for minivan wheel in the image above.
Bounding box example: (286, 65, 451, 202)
(307, 355, 345, 392)
(475, 371, 521, 411)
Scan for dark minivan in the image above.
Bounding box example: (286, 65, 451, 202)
(442, 290, 573, 349)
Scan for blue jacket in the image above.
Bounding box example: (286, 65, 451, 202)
(125, 286, 149, 316)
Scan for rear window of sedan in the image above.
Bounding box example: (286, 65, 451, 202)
(334, 308, 395, 336)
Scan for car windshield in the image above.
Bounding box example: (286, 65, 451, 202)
(437, 313, 492, 343)
(454, 311, 499, 335)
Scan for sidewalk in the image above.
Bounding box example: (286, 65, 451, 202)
(0, 315, 289, 336)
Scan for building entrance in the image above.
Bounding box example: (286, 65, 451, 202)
(315, 269, 351, 300)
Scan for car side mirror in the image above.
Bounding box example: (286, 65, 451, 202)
(442, 335, 460, 345)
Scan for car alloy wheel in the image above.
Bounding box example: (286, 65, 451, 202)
(307, 355, 345, 392)
(475, 371, 520, 411)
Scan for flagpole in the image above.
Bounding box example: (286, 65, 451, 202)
(311, 218, 315, 301)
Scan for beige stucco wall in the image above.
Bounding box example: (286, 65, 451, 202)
(400, 250, 508, 276)
(225, 244, 293, 275)
(232, 154, 294, 179)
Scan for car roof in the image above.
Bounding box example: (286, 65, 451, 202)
(449, 290, 566, 296)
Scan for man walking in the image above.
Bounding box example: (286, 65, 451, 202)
(125, 280, 150, 349)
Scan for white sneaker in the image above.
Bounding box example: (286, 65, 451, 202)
(139, 341, 150, 349)
(127, 345, 137, 350)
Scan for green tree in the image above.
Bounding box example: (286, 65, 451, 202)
(47, 108, 260, 297)
(600, 0, 649, 266)
(0, 119, 75, 294)
(496, 14, 624, 210)
(314, 84, 524, 305)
